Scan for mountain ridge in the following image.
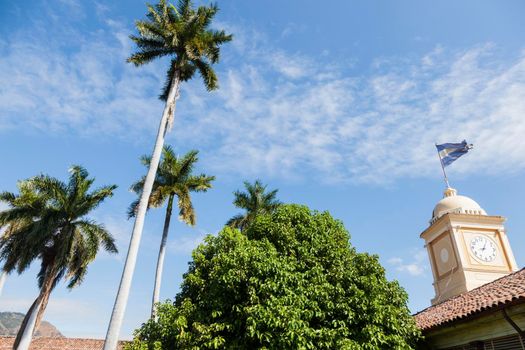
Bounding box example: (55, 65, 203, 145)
(0, 312, 63, 337)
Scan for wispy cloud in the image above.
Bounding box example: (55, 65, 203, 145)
(168, 231, 208, 255)
(175, 42, 525, 184)
(2, 8, 525, 184)
(388, 249, 427, 277)
(0, 12, 164, 140)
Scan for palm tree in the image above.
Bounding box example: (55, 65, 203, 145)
(104, 2, 231, 347)
(128, 146, 214, 319)
(0, 166, 117, 350)
(227, 180, 281, 231)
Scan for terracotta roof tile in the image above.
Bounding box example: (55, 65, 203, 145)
(414, 268, 525, 331)
(0, 337, 127, 350)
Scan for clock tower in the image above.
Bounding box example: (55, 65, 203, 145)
(421, 187, 518, 305)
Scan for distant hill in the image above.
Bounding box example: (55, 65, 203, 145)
(0, 312, 63, 337)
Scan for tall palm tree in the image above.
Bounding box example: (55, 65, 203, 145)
(0, 166, 117, 350)
(128, 146, 214, 319)
(227, 180, 281, 231)
(104, 2, 231, 348)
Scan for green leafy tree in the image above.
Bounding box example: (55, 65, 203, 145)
(129, 146, 215, 319)
(0, 166, 117, 350)
(105, 1, 231, 347)
(226, 180, 280, 231)
(127, 205, 421, 349)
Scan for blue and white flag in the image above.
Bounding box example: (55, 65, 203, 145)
(436, 140, 473, 167)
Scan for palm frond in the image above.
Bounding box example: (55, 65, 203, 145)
(129, 0, 231, 95)
(232, 191, 251, 210)
(177, 150, 199, 178)
(226, 214, 246, 230)
(76, 220, 118, 254)
(0, 191, 16, 206)
(194, 59, 218, 91)
(227, 180, 281, 231)
(127, 49, 172, 66)
(186, 174, 215, 192)
(177, 191, 195, 226)
(177, 0, 192, 19)
(129, 176, 146, 195)
(130, 35, 168, 52)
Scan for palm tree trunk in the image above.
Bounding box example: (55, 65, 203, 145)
(32, 280, 53, 337)
(103, 72, 181, 350)
(14, 270, 55, 350)
(0, 271, 6, 297)
(151, 195, 174, 320)
(14, 298, 40, 350)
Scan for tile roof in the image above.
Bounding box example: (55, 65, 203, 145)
(0, 337, 127, 350)
(414, 268, 525, 331)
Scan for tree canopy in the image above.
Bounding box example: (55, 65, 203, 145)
(127, 204, 421, 349)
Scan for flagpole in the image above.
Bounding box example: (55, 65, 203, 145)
(435, 143, 451, 188)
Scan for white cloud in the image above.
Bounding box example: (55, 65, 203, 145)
(267, 51, 313, 79)
(175, 43, 525, 184)
(168, 231, 208, 255)
(2, 13, 525, 184)
(280, 22, 307, 39)
(388, 249, 427, 277)
(0, 17, 164, 140)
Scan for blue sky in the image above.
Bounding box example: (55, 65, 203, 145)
(1, 0, 525, 340)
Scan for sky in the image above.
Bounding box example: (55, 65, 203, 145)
(1, 0, 525, 340)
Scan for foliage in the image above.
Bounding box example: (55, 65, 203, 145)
(127, 205, 421, 349)
(0, 166, 118, 345)
(0, 165, 118, 287)
(226, 180, 280, 231)
(128, 146, 215, 225)
(128, 0, 233, 98)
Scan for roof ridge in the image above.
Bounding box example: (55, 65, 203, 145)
(414, 267, 525, 316)
(414, 267, 525, 331)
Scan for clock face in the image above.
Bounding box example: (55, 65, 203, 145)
(469, 236, 497, 263)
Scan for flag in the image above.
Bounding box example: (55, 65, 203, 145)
(436, 140, 473, 167)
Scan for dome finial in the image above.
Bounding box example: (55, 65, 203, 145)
(443, 187, 457, 198)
